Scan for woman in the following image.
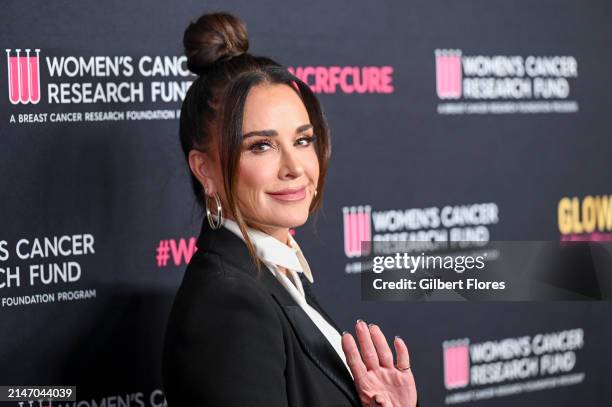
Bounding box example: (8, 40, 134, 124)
(162, 11, 418, 407)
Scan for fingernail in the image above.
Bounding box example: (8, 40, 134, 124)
(395, 335, 402, 340)
(342, 330, 348, 335)
(356, 318, 364, 325)
(368, 323, 375, 328)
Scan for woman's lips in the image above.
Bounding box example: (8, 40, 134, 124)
(267, 187, 307, 202)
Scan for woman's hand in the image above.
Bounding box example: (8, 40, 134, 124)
(341, 320, 417, 407)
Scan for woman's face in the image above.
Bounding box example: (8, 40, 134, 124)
(234, 83, 319, 237)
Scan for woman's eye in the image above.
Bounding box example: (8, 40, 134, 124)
(248, 140, 273, 153)
(247, 135, 316, 153)
(296, 135, 317, 146)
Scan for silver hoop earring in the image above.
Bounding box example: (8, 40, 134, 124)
(205, 191, 223, 230)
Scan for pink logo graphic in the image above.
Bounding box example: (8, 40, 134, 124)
(443, 339, 470, 389)
(156, 237, 198, 267)
(6, 48, 41, 104)
(435, 49, 462, 99)
(342, 205, 372, 258)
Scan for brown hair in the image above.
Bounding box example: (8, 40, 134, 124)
(180, 11, 331, 275)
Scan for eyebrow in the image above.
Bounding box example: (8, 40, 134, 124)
(242, 124, 313, 139)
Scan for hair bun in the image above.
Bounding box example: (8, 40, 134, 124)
(183, 12, 249, 75)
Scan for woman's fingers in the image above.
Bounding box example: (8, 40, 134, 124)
(369, 394, 385, 407)
(355, 320, 380, 370)
(394, 335, 411, 371)
(341, 331, 368, 379)
(368, 324, 394, 368)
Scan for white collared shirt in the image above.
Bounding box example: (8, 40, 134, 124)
(222, 218, 353, 379)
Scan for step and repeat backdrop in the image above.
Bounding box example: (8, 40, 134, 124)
(2, 0, 611, 406)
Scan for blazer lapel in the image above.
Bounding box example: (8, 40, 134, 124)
(196, 219, 360, 406)
(258, 269, 360, 407)
(297, 272, 342, 333)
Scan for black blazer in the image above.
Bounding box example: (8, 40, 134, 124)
(162, 218, 361, 406)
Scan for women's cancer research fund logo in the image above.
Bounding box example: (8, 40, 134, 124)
(435, 49, 463, 100)
(342, 202, 500, 260)
(443, 339, 471, 389)
(441, 329, 586, 404)
(6, 48, 42, 104)
(434, 48, 580, 115)
(342, 206, 373, 258)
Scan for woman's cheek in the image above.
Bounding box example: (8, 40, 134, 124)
(305, 151, 320, 181)
(238, 156, 264, 185)
(238, 158, 274, 197)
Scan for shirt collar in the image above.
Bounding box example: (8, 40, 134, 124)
(221, 217, 314, 284)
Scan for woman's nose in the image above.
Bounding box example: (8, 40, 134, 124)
(279, 147, 304, 178)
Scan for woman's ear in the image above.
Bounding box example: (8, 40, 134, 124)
(188, 149, 216, 195)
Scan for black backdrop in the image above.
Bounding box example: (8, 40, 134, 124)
(1, 1, 611, 406)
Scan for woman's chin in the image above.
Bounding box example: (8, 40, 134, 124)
(280, 214, 309, 229)
(265, 210, 310, 229)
